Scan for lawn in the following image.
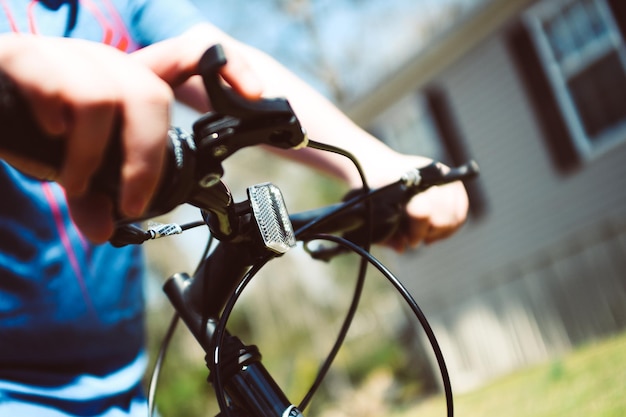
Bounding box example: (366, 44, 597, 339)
(147, 320, 626, 417)
(392, 331, 626, 417)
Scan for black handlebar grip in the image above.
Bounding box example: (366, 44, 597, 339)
(0, 69, 65, 172)
(0, 69, 129, 209)
(0, 70, 196, 223)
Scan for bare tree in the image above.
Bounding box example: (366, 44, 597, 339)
(270, 0, 349, 103)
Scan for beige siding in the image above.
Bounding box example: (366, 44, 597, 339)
(388, 33, 626, 390)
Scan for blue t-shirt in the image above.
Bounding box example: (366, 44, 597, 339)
(0, 1, 205, 416)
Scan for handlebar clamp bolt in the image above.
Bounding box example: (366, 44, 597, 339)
(212, 145, 229, 158)
(199, 173, 222, 188)
(401, 168, 422, 188)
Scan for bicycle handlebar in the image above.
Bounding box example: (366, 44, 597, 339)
(0, 43, 478, 248)
(290, 160, 478, 260)
(0, 44, 478, 417)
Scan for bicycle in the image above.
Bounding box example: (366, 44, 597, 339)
(1, 45, 478, 417)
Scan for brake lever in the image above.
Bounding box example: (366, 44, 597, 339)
(303, 160, 480, 260)
(408, 160, 480, 189)
(191, 44, 308, 181)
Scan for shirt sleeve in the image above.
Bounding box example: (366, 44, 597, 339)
(127, 0, 208, 46)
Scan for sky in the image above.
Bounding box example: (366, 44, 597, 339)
(190, 0, 486, 104)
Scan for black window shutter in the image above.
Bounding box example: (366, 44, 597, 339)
(608, 0, 626, 40)
(506, 21, 581, 173)
(424, 86, 488, 219)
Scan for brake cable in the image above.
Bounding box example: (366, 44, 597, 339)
(147, 226, 214, 417)
(210, 141, 373, 417)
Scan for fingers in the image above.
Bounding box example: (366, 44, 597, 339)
(0, 35, 174, 241)
(28, 88, 70, 138)
(118, 83, 171, 218)
(406, 180, 469, 248)
(218, 45, 264, 100)
(60, 95, 115, 195)
(66, 193, 114, 244)
(58, 40, 172, 220)
(384, 180, 469, 253)
(407, 206, 431, 246)
(131, 26, 264, 110)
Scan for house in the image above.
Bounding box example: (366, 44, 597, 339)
(346, 0, 626, 392)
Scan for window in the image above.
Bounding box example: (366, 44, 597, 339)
(523, 0, 626, 160)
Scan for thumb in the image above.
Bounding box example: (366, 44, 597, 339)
(67, 193, 115, 243)
(218, 48, 263, 100)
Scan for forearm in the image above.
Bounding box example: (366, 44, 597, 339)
(222, 38, 436, 187)
(136, 23, 433, 187)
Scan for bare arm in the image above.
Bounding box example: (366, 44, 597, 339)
(133, 23, 470, 249)
(0, 25, 468, 248)
(0, 33, 173, 242)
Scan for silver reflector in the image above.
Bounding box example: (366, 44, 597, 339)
(248, 183, 296, 254)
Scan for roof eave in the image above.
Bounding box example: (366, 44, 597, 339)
(345, 0, 536, 125)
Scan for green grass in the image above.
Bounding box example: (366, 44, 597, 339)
(392, 331, 626, 417)
(147, 319, 626, 417)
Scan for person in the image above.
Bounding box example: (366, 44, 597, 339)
(0, 1, 469, 416)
